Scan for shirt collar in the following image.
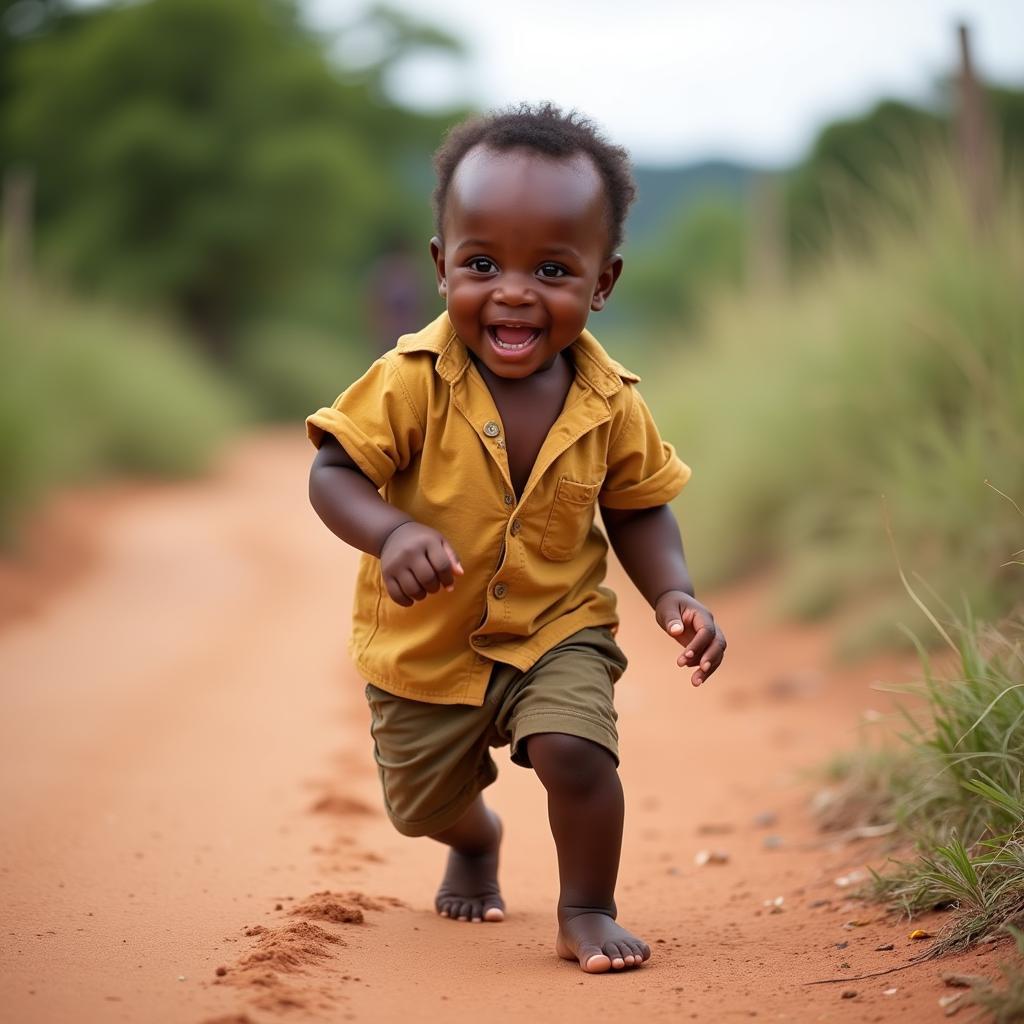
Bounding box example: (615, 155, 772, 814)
(395, 312, 640, 397)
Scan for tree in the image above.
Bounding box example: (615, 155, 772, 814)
(3, 0, 463, 357)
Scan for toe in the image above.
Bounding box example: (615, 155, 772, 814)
(605, 943, 626, 969)
(483, 905, 504, 922)
(580, 947, 612, 974)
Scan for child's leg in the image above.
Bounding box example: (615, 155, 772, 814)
(527, 733, 651, 973)
(431, 793, 505, 923)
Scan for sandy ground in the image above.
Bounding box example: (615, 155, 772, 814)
(0, 431, 1013, 1024)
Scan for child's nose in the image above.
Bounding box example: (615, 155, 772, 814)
(493, 274, 536, 306)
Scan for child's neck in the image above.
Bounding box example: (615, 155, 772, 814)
(470, 349, 576, 499)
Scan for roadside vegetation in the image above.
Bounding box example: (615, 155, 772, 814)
(811, 511, 1023, 1016)
(648, 160, 1023, 654)
(0, 287, 241, 541)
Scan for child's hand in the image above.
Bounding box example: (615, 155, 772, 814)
(654, 591, 726, 687)
(379, 522, 464, 607)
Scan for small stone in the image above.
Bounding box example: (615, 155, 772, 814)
(834, 870, 867, 888)
(875, 943, 895, 951)
(808, 899, 830, 909)
(762, 835, 783, 850)
(753, 811, 778, 829)
(275, 903, 283, 911)
(694, 850, 730, 866)
(835, 941, 849, 950)
(177, 975, 185, 982)
(942, 973, 989, 989)
(883, 988, 898, 996)
(840, 989, 857, 999)
(215, 967, 227, 977)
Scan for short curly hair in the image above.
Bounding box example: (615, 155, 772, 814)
(432, 103, 637, 253)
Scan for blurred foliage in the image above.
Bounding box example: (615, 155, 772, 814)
(618, 197, 747, 331)
(0, 285, 243, 542)
(784, 99, 946, 263)
(2, 0, 461, 357)
(234, 321, 370, 421)
(647, 156, 1024, 652)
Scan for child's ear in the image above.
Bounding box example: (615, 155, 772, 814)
(430, 237, 447, 298)
(591, 255, 624, 312)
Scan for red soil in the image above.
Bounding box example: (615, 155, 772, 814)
(0, 431, 1012, 1023)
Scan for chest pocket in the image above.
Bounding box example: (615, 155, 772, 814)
(540, 477, 601, 561)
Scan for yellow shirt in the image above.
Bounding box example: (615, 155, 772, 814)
(306, 312, 691, 705)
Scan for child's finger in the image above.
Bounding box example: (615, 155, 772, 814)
(676, 624, 715, 667)
(425, 543, 456, 590)
(409, 554, 441, 594)
(383, 573, 414, 607)
(665, 617, 685, 638)
(698, 633, 727, 677)
(396, 567, 427, 602)
(442, 539, 464, 576)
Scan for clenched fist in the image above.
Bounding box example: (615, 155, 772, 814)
(379, 521, 464, 607)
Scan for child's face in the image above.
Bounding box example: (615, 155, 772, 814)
(430, 146, 623, 380)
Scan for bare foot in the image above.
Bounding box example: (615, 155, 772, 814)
(555, 913, 651, 973)
(435, 812, 505, 923)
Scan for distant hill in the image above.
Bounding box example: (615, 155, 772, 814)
(627, 160, 762, 244)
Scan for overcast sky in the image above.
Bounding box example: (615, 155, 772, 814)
(308, 0, 1023, 167)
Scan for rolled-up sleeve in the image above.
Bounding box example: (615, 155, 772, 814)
(599, 388, 691, 509)
(306, 355, 424, 489)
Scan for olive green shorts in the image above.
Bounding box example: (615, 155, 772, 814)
(364, 626, 628, 837)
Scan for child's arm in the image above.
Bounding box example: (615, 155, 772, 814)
(309, 434, 463, 607)
(601, 504, 725, 687)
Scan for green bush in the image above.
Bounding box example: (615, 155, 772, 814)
(0, 286, 243, 541)
(234, 321, 372, 421)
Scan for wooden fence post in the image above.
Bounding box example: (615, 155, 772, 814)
(955, 23, 996, 235)
(2, 166, 35, 289)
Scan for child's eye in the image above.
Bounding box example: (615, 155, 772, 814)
(537, 263, 568, 279)
(467, 257, 497, 273)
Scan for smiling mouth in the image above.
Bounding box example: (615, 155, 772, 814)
(487, 324, 541, 353)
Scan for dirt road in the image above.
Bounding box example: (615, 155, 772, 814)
(0, 432, 1006, 1023)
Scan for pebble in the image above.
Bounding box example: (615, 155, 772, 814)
(875, 943, 895, 951)
(840, 989, 857, 999)
(215, 967, 227, 977)
(694, 850, 730, 866)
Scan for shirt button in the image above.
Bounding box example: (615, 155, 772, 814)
(503, 493, 514, 507)
(483, 421, 501, 437)
(493, 583, 508, 599)
(510, 518, 522, 536)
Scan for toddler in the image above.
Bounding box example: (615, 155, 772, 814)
(307, 104, 726, 974)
